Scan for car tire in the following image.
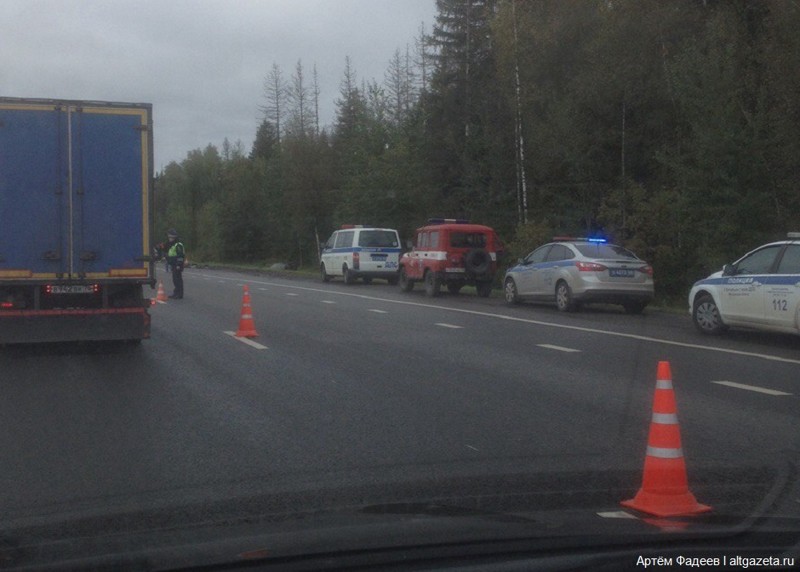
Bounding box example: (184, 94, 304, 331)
(555, 280, 575, 312)
(476, 282, 492, 298)
(504, 278, 520, 305)
(623, 301, 647, 315)
(343, 265, 356, 285)
(320, 263, 331, 283)
(447, 283, 463, 295)
(424, 270, 441, 297)
(399, 267, 414, 292)
(693, 294, 727, 335)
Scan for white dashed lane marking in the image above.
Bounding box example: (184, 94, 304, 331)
(223, 331, 268, 350)
(368, 309, 388, 314)
(711, 381, 792, 396)
(321, 300, 336, 304)
(538, 344, 581, 353)
(435, 323, 463, 329)
(196, 273, 800, 366)
(597, 511, 638, 519)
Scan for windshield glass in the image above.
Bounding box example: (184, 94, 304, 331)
(358, 230, 398, 248)
(574, 243, 639, 260)
(450, 232, 487, 248)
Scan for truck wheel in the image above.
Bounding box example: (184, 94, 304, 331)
(399, 267, 414, 292)
(424, 270, 441, 297)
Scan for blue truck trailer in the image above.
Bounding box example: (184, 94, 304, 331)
(0, 97, 154, 344)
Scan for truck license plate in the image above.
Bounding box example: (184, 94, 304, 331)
(50, 285, 94, 294)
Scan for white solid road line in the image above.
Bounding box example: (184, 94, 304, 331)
(196, 273, 800, 366)
(223, 331, 268, 350)
(537, 344, 581, 353)
(711, 381, 792, 396)
(435, 323, 463, 329)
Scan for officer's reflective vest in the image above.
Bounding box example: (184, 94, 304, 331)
(167, 241, 185, 263)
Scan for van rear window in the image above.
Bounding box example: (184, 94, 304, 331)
(358, 230, 398, 248)
(450, 232, 487, 248)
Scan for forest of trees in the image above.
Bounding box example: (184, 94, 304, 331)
(155, 0, 800, 300)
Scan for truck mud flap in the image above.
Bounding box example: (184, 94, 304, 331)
(0, 308, 150, 344)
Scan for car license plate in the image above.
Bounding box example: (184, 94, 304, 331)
(370, 254, 388, 261)
(50, 285, 94, 294)
(609, 268, 635, 278)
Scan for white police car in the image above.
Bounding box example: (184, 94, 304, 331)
(320, 225, 402, 285)
(689, 233, 800, 335)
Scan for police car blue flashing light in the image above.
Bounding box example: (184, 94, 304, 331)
(551, 236, 607, 244)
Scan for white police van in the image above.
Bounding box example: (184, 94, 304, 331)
(689, 233, 800, 335)
(320, 225, 402, 285)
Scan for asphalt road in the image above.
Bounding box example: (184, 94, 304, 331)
(1, 267, 798, 542)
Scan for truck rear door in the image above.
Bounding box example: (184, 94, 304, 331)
(0, 102, 68, 278)
(0, 99, 152, 281)
(71, 105, 150, 279)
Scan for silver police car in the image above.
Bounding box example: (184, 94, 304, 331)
(504, 237, 654, 313)
(689, 233, 800, 335)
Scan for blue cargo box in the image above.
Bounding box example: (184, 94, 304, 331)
(0, 98, 153, 283)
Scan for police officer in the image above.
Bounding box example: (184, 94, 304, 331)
(165, 228, 185, 299)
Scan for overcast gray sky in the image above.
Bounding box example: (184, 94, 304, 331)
(2, 0, 437, 170)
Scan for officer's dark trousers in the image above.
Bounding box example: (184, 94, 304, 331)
(172, 266, 184, 298)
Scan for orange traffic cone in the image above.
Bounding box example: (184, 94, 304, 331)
(156, 281, 168, 303)
(235, 285, 259, 338)
(621, 361, 711, 517)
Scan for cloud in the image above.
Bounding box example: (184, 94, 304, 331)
(2, 0, 436, 168)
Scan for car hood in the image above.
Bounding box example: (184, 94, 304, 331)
(1, 463, 798, 570)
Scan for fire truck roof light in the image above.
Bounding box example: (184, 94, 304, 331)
(428, 218, 470, 224)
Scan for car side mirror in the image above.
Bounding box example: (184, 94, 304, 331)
(722, 263, 735, 276)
